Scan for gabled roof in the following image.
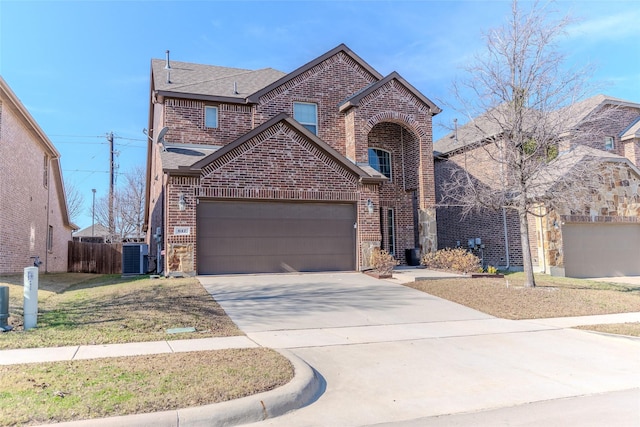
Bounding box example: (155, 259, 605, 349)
(434, 104, 514, 155)
(531, 145, 640, 197)
(558, 94, 640, 133)
(338, 71, 441, 115)
(246, 44, 383, 103)
(151, 58, 286, 103)
(621, 116, 640, 141)
(172, 113, 385, 183)
(73, 223, 110, 238)
(434, 95, 640, 156)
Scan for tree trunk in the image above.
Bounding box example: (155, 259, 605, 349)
(519, 206, 536, 287)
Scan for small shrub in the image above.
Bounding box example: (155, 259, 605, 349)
(486, 265, 498, 275)
(370, 248, 398, 276)
(421, 247, 481, 274)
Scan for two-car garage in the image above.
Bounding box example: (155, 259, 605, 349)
(196, 200, 357, 275)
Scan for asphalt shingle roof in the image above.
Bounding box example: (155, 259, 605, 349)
(160, 144, 220, 170)
(152, 59, 286, 100)
(434, 95, 640, 156)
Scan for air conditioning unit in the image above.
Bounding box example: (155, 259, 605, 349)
(122, 244, 149, 275)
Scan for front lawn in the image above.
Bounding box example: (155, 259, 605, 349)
(405, 272, 640, 320)
(1, 274, 241, 349)
(0, 273, 294, 426)
(0, 348, 292, 426)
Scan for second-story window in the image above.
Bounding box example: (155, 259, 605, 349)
(368, 148, 392, 180)
(293, 102, 317, 135)
(205, 106, 218, 129)
(604, 136, 614, 150)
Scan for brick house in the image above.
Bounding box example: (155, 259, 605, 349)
(144, 44, 441, 275)
(0, 76, 75, 274)
(434, 95, 640, 278)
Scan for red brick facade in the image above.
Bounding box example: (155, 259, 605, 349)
(145, 45, 440, 275)
(0, 78, 74, 274)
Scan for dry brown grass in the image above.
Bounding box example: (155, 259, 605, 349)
(576, 322, 640, 337)
(0, 273, 295, 426)
(0, 348, 293, 426)
(1, 274, 241, 349)
(406, 273, 640, 320)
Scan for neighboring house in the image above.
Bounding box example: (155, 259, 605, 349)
(0, 76, 76, 274)
(145, 44, 441, 275)
(73, 224, 145, 244)
(434, 95, 640, 278)
(72, 224, 110, 243)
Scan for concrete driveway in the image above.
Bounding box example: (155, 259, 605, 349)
(198, 272, 640, 426)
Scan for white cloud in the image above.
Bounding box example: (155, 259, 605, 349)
(567, 9, 640, 42)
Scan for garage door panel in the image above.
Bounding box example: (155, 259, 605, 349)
(200, 217, 353, 239)
(563, 223, 640, 278)
(197, 200, 356, 274)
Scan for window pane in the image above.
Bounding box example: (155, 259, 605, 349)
(205, 106, 218, 128)
(293, 102, 317, 135)
(294, 103, 316, 123)
(604, 136, 614, 150)
(368, 148, 381, 171)
(368, 148, 391, 179)
(302, 124, 317, 134)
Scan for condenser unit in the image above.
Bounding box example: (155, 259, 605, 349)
(122, 244, 149, 275)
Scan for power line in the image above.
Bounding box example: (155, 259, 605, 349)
(48, 134, 104, 138)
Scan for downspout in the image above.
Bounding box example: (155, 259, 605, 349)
(540, 206, 548, 274)
(400, 127, 406, 191)
(501, 207, 510, 270)
(45, 156, 52, 273)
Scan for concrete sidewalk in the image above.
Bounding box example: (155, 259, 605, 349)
(1, 311, 637, 366)
(0, 335, 258, 365)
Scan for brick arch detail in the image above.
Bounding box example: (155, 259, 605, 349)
(364, 111, 427, 142)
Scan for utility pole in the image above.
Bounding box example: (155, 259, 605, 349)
(91, 188, 96, 237)
(107, 131, 115, 241)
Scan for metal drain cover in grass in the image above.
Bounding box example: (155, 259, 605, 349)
(166, 327, 196, 334)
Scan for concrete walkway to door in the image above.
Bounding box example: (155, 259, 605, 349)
(198, 271, 640, 427)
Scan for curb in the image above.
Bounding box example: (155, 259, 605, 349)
(32, 349, 322, 427)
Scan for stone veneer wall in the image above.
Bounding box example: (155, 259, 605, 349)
(539, 163, 640, 271)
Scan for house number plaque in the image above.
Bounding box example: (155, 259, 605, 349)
(173, 226, 191, 236)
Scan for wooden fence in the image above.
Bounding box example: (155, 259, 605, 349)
(68, 241, 122, 274)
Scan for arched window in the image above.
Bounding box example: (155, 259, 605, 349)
(368, 148, 391, 179)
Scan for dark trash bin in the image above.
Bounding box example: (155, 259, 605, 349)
(405, 248, 421, 266)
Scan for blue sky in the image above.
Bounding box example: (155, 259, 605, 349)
(1, 0, 639, 229)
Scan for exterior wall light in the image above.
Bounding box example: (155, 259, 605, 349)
(178, 193, 187, 211)
(366, 199, 374, 214)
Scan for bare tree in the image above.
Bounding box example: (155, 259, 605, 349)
(118, 164, 146, 241)
(440, 0, 607, 287)
(92, 164, 146, 243)
(64, 180, 85, 224)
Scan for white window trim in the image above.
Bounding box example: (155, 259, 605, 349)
(293, 101, 318, 135)
(205, 106, 219, 129)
